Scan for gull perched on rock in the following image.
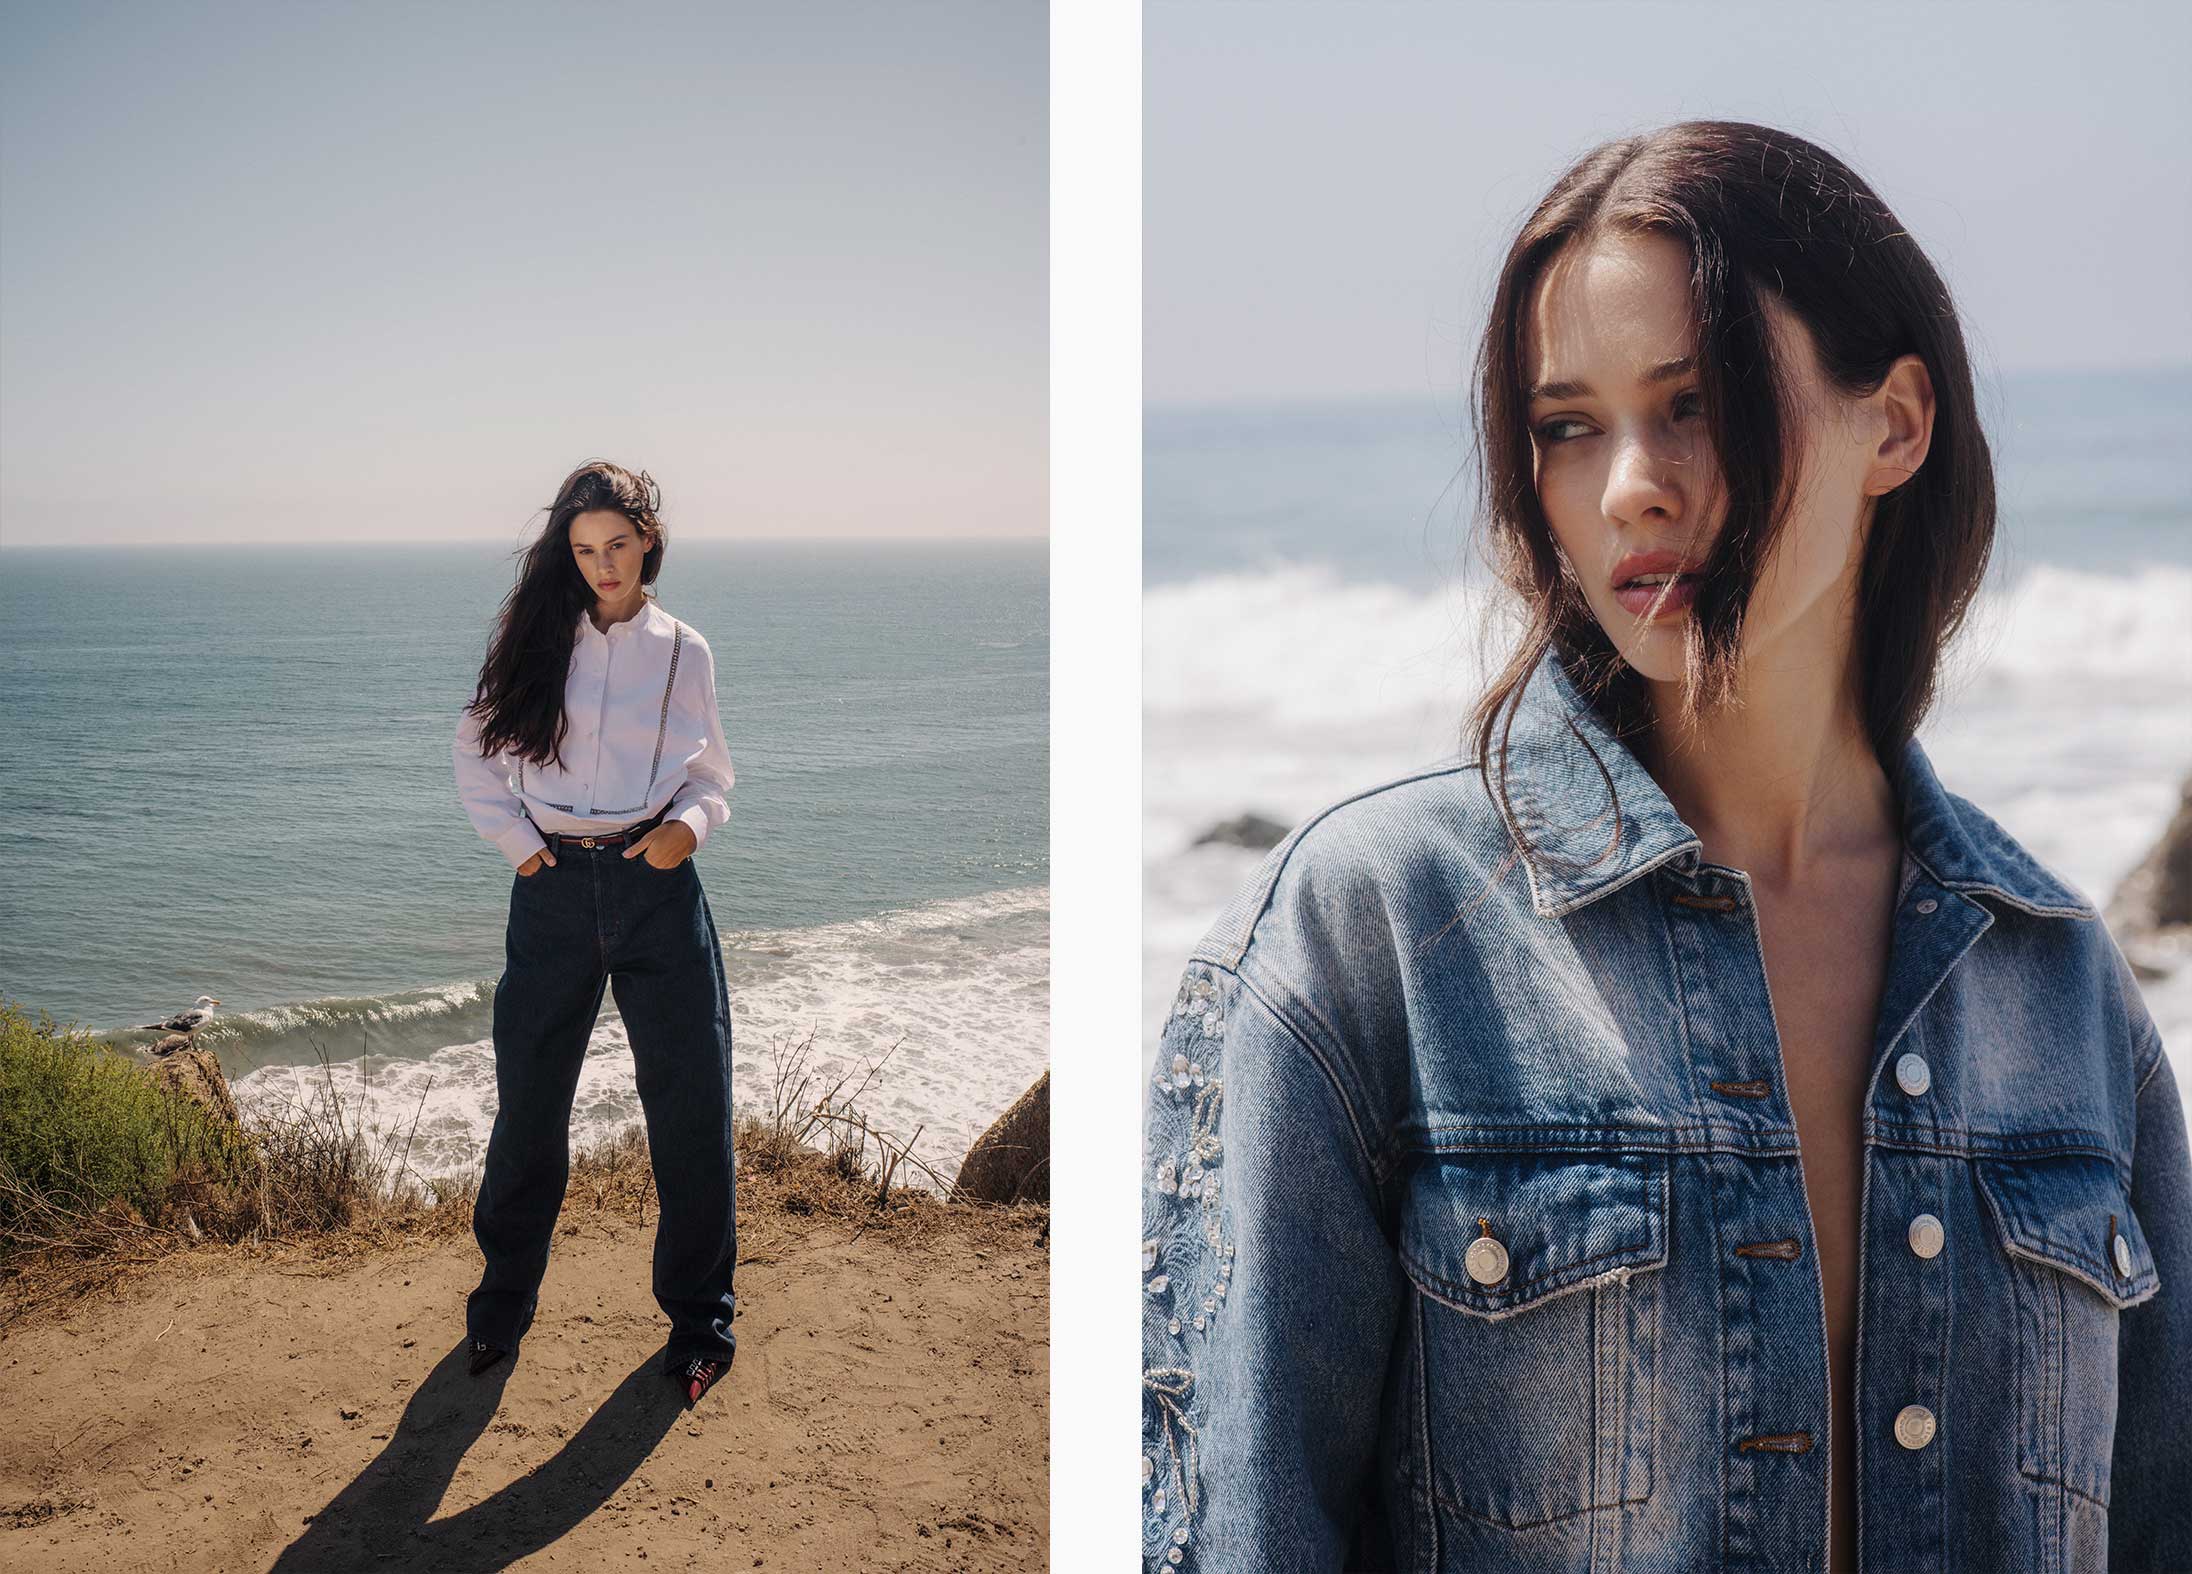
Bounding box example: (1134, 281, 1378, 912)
(137, 995, 221, 1035)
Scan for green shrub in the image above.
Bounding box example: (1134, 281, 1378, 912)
(0, 997, 253, 1245)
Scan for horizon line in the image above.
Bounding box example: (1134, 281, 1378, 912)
(1145, 359, 2192, 418)
(0, 532, 1050, 552)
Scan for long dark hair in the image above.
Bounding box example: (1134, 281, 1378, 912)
(1466, 120, 1996, 881)
(466, 460, 668, 768)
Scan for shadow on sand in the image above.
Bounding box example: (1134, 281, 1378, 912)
(267, 1341, 694, 1572)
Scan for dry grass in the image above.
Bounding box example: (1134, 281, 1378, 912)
(1, 1024, 1044, 1333)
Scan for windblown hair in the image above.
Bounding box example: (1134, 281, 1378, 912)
(466, 460, 668, 768)
(1466, 119, 1996, 881)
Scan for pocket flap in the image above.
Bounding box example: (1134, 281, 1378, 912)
(1399, 1150, 1668, 1320)
(1974, 1150, 2159, 1310)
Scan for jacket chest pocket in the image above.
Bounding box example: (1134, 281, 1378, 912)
(1395, 1149, 1668, 1533)
(1974, 1150, 2159, 1510)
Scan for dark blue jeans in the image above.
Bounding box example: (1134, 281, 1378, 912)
(467, 838, 737, 1373)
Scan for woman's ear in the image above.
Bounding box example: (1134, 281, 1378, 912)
(1863, 353, 1936, 497)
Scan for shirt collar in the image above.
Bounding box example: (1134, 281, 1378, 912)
(1496, 645, 2093, 921)
(575, 597, 664, 643)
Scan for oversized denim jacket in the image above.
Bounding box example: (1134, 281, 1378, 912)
(1142, 647, 2191, 1573)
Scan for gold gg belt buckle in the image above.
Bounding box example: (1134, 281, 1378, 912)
(579, 836, 597, 848)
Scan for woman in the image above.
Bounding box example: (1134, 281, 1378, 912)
(1141, 122, 2190, 1572)
(454, 459, 740, 1408)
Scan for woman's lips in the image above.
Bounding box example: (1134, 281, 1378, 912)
(599, 580, 621, 591)
(1613, 575, 1699, 618)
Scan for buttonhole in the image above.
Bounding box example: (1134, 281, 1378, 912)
(1736, 1432, 1814, 1454)
(1710, 1078, 1773, 1099)
(1672, 893, 1739, 912)
(1733, 1238, 1804, 1261)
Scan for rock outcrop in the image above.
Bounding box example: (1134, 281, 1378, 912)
(1192, 813, 1290, 851)
(953, 1070, 1048, 1204)
(2106, 774, 2192, 980)
(150, 1045, 243, 1133)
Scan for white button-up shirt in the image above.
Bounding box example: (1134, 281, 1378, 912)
(454, 597, 735, 869)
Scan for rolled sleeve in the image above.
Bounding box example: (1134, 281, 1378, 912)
(665, 637, 734, 853)
(454, 700, 547, 870)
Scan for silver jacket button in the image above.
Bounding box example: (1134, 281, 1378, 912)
(1894, 1052, 1931, 1097)
(1894, 1404, 1937, 1450)
(1907, 1214, 1945, 1259)
(2115, 1232, 2133, 1277)
(1465, 1223, 1510, 1286)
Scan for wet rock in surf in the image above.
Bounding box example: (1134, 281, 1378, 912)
(1192, 813, 1290, 851)
(2107, 774, 2192, 979)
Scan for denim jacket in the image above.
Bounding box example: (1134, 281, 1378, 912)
(1142, 647, 2190, 1573)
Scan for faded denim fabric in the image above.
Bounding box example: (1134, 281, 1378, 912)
(1141, 646, 2191, 1573)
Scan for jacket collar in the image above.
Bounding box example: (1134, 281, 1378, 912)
(1496, 646, 2093, 921)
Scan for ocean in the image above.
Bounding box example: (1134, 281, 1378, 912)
(1144, 368, 2192, 1094)
(0, 538, 1048, 1191)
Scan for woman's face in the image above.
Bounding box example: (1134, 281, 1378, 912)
(1522, 229, 1904, 690)
(568, 507, 651, 615)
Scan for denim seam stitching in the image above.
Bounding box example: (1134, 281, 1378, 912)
(1902, 836, 2094, 921)
(1403, 1242, 1660, 1314)
(1655, 874, 1713, 1131)
(1427, 1481, 1632, 1533)
(2016, 1467, 2110, 1512)
(1225, 966, 1384, 1193)
(1201, 759, 1487, 970)
(1973, 1168, 2155, 1305)
(2132, 1025, 2165, 1099)
(1412, 1291, 1438, 1566)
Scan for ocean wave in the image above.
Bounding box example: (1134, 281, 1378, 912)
(188, 980, 496, 1051)
(1146, 560, 2192, 731)
(215, 885, 1050, 1196)
(1142, 560, 2192, 1079)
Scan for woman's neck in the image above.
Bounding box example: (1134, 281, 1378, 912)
(590, 588, 647, 632)
(1638, 641, 1899, 890)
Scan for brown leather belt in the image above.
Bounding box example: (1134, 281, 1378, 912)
(537, 806, 667, 855)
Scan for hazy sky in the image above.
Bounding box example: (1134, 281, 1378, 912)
(0, 1, 1045, 545)
(1148, 0, 2192, 406)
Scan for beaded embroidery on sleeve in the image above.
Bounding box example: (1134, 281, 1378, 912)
(1142, 962, 1236, 1571)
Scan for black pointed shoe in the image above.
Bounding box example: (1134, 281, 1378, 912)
(674, 1354, 731, 1407)
(468, 1337, 511, 1376)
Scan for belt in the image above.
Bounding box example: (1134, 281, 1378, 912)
(537, 806, 668, 854)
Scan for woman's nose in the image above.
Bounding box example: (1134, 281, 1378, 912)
(1602, 434, 1683, 528)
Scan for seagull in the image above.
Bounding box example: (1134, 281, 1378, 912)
(137, 995, 221, 1034)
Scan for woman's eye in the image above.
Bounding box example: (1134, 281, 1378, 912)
(1672, 390, 1703, 419)
(1536, 418, 1591, 444)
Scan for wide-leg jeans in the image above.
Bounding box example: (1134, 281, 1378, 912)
(467, 840, 738, 1373)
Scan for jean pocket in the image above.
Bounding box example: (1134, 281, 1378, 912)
(1396, 1149, 1667, 1531)
(1974, 1149, 2158, 1508)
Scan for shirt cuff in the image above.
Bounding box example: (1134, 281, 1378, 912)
(674, 804, 714, 852)
(496, 821, 548, 870)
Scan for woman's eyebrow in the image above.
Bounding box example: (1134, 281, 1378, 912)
(1529, 354, 1695, 402)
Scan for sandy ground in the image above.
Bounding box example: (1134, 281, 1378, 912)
(0, 1192, 1048, 1572)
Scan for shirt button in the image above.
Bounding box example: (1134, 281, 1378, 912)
(1893, 1404, 1937, 1450)
(2114, 1233, 2133, 1277)
(1895, 1053, 1931, 1097)
(1465, 1233, 1510, 1285)
(1907, 1213, 1944, 1259)
(1914, 897, 1938, 915)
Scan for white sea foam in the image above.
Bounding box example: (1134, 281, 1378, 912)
(230, 886, 1049, 1196)
(1144, 563, 2192, 1085)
